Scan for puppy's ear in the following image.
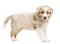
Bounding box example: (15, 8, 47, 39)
(45, 5, 53, 14)
(36, 6, 42, 12)
(47, 6, 53, 14)
(36, 6, 42, 13)
(50, 8, 53, 14)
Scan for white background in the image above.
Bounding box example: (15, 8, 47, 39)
(0, 0, 60, 44)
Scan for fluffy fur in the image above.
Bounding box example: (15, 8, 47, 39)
(4, 5, 53, 42)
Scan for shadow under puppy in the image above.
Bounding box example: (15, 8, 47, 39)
(4, 5, 53, 42)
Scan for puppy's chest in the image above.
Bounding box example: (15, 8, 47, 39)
(32, 21, 47, 29)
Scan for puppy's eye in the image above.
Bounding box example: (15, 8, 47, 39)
(40, 11, 44, 14)
(47, 12, 50, 14)
(50, 12, 52, 14)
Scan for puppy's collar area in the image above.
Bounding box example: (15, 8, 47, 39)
(33, 15, 37, 21)
(33, 13, 41, 21)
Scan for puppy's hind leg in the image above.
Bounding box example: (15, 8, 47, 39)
(11, 27, 23, 41)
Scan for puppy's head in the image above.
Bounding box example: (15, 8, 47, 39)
(36, 5, 53, 21)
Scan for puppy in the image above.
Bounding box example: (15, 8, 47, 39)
(4, 5, 53, 42)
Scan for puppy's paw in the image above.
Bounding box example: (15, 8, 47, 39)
(11, 37, 17, 41)
(42, 40, 51, 42)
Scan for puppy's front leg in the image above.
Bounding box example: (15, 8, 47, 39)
(36, 28, 48, 42)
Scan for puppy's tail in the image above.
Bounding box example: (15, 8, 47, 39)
(4, 15, 12, 28)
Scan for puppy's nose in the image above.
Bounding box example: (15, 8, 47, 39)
(43, 17, 47, 19)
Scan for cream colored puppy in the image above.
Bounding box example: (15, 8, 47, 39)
(4, 5, 53, 42)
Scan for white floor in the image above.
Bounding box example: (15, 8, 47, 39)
(0, 0, 60, 44)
